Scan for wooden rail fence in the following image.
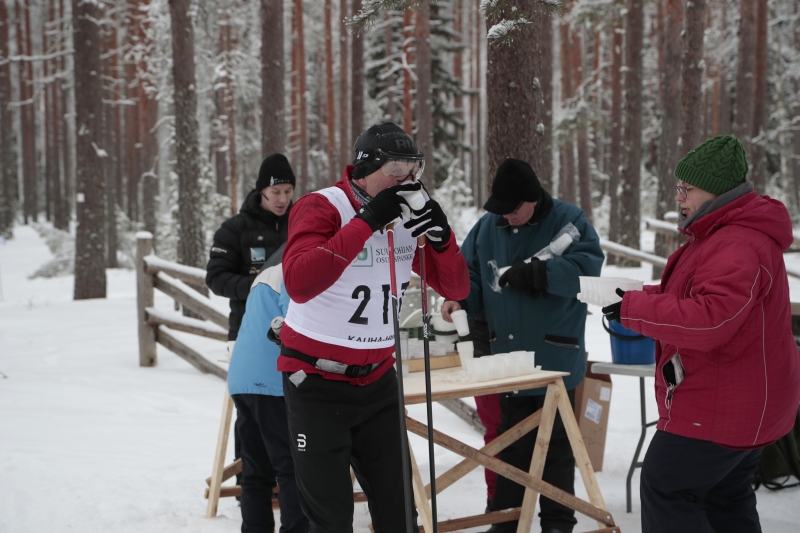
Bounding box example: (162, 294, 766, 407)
(136, 232, 229, 379)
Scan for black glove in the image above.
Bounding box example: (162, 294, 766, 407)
(601, 288, 626, 322)
(403, 198, 452, 249)
(355, 181, 421, 232)
(498, 258, 547, 299)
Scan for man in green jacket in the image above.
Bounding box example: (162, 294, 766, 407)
(442, 158, 603, 533)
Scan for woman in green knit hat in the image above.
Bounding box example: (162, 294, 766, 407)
(602, 135, 800, 532)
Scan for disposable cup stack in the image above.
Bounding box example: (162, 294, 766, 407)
(577, 276, 644, 307)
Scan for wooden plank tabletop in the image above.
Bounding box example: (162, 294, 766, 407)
(402, 366, 568, 405)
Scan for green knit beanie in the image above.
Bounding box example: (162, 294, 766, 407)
(674, 135, 749, 195)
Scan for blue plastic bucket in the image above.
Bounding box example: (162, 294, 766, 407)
(603, 317, 655, 365)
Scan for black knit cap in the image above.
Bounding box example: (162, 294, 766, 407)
(351, 122, 423, 180)
(256, 153, 296, 191)
(483, 158, 543, 215)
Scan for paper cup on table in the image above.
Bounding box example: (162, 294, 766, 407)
(487, 356, 504, 380)
(457, 340, 474, 369)
(520, 351, 537, 374)
(473, 357, 492, 382)
(449, 309, 470, 337)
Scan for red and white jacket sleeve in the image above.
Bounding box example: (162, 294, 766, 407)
(283, 193, 375, 302)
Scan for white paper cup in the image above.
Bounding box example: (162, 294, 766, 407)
(473, 357, 492, 382)
(487, 356, 504, 380)
(457, 340, 474, 369)
(449, 309, 470, 337)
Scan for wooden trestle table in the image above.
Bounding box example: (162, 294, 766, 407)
(402, 366, 619, 533)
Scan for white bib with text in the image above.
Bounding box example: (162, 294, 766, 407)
(284, 187, 416, 349)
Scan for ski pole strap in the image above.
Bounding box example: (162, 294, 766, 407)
(280, 345, 381, 378)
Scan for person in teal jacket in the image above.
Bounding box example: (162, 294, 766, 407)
(228, 244, 308, 533)
(442, 158, 603, 533)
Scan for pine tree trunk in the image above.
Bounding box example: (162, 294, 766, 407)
(104, 18, 118, 269)
(750, 0, 768, 192)
(655, 0, 683, 275)
(0, 0, 16, 238)
(733, 0, 756, 159)
(559, 18, 576, 204)
(619, 0, 645, 266)
(126, 58, 140, 222)
(324, 0, 337, 184)
(60, 0, 73, 226)
(51, 0, 66, 230)
(351, 0, 364, 141)
(16, 2, 36, 224)
(261, 0, 284, 157)
(402, 8, 414, 134)
(222, 22, 239, 214)
(293, 0, 308, 193)
(572, 24, 592, 221)
(486, 2, 552, 188)
(169, 0, 205, 269)
(44, 14, 52, 223)
(453, 0, 463, 156)
(338, 0, 350, 167)
(681, 0, 705, 152)
(607, 17, 623, 258)
(72, 0, 107, 299)
(384, 11, 395, 122)
(415, 2, 433, 184)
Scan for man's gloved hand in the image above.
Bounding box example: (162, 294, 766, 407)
(355, 181, 421, 232)
(403, 197, 452, 249)
(498, 258, 547, 298)
(601, 288, 626, 322)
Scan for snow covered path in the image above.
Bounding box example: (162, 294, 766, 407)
(1, 225, 798, 532)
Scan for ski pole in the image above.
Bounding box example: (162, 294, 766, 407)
(386, 222, 415, 533)
(417, 234, 439, 533)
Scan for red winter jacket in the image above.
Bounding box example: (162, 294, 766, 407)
(621, 191, 800, 448)
(278, 166, 471, 385)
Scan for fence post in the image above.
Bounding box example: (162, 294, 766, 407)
(136, 232, 157, 367)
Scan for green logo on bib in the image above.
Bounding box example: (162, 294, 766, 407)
(353, 245, 373, 267)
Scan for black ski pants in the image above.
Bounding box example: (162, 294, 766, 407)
(232, 393, 309, 533)
(283, 368, 416, 533)
(488, 389, 578, 533)
(641, 430, 763, 533)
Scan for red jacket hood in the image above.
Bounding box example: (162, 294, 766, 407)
(682, 192, 794, 251)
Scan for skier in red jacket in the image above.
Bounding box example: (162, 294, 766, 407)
(279, 123, 470, 532)
(603, 135, 800, 533)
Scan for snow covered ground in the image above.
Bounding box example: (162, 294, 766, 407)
(1, 225, 799, 533)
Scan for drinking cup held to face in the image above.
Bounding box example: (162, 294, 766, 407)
(449, 309, 470, 337)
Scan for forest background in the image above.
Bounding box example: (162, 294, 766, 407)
(0, 0, 798, 298)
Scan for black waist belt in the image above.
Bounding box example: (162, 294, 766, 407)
(280, 345, 381, 378)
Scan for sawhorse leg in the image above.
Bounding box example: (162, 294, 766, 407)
(206, 389, 235, 518)
(519, 380, 611, 532)
(626, 376, 657, 513)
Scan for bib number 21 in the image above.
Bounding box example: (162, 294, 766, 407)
(348, 283, 410, 325)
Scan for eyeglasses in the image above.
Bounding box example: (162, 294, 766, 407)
(675, 183, 694, 200)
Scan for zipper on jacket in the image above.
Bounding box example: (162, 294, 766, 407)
(662, 351, 684, 429)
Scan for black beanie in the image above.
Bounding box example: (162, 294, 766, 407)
(483, 158, 543, 215)
(256, 154, 296, 190)
(351, 122, 422, 180)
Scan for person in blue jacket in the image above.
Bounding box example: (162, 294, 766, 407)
(441, 158, 603, 533)
(228, 244, 308, 533)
